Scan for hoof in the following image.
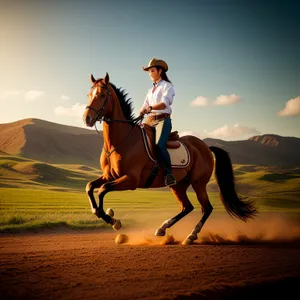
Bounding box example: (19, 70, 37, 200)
(112, 219, 122, 231)
(154, 227, 166, 236)
(182, 234, 197, 245)
(106, 208, 114, 217)
(182, 238, 194, 245)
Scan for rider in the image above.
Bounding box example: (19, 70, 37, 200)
(140, 58, 176, 187)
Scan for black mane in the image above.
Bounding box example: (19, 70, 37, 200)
(109, 82, 135, 123)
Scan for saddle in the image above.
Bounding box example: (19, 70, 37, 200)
(142, 123, 180, 159)
(141, 124, 190, 188)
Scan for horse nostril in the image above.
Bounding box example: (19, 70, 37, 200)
(86, 116, 90, 125)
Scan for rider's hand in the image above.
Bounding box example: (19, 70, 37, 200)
(139, 106, 152, 116)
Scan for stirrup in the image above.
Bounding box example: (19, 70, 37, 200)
(165, 174, 176, 186)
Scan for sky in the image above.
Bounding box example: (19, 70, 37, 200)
(1, 0, 299, 141)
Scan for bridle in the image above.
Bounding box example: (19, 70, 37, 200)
(85, 82, 144, 156)
(85, 82, 143, 126)
(85, 82, 111, 124)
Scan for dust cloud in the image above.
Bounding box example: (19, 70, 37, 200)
(114, 210, 300, 246)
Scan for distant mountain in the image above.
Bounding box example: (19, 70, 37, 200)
(204, 134, 300, 168)
(0, 118, 299, 168)
(0, 118, 104, 168)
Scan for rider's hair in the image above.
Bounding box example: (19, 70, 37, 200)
(156, 66, 172, 84)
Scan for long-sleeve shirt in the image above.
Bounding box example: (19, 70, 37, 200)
(141, 79, 175, 115)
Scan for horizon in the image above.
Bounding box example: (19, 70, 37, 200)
(1, 0, 299, 141)
(2, 116, 299, 141)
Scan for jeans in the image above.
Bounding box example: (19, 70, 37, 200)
(156, 118, 172, 175)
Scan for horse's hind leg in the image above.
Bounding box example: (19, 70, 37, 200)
(183, 183, 213, 245)
(155, 180, 194, 236)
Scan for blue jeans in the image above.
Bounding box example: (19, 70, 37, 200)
(156, 118, 172, 175)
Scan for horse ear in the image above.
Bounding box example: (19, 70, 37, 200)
(104, 72, 109, 84)
(90, 74, 96, 84)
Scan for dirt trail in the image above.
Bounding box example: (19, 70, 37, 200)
(1, 223, 300, 300)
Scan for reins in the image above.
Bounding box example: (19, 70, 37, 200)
(94, 115, 143, 137)
(102, 115, 144, 124)
(98, 116, 144, 157)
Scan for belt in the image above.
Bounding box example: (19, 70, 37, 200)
(153, 113, 170, 121)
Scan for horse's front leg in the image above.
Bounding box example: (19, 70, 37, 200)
(86, 176, 109, 216)
(97, 174, 139, 231)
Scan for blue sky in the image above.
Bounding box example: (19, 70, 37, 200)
(1, 0, 299, 140)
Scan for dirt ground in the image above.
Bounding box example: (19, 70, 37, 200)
(1, 213, 300, 300)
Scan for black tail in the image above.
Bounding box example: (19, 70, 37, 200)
(209, 146, 258, 222)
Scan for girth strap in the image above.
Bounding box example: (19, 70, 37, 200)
(144, 161, 159, 188)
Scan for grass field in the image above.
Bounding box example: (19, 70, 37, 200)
(1, 154, 300, 232)
(0, 188, 225, 232)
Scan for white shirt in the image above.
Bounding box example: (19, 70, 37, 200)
(142, 79, 175, 115)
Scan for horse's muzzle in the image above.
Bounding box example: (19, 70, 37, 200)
(84, 115, 93, 127)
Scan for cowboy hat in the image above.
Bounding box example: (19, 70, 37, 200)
(142, 58, 168, 72)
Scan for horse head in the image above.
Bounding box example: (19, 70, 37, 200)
(83, 72, 113, 127)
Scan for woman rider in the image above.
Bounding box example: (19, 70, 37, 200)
(140, 57, 176, 187)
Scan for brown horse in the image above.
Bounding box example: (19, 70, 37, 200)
(82, 73, 257, 244)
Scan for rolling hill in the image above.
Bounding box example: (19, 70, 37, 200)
(0, 154, 101, 190)
(0, 118, 299, 168)
(0, 118, 103, 168)
(203, 135, 300, 168)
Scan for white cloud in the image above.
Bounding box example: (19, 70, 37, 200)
(205, 124, 261, 140)
(179, 131, 204, 139)
(277, 96, 300, 117)
(190, 96, 208, 107)
(213, 94, 240, 106)
(1, 90, 22, 99)
(60, 94, 70, 101)
(54, 103, 86, 117)
(179, 125, 260, 141)
(25, 90, 45, 101)
(1, 89, 46, 102)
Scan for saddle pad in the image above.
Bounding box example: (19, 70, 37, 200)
(168, 142, 190, 168)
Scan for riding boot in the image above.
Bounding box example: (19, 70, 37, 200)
(155, 118, 176, 186)
(163, 160, 176, 186)
(165, 173, 176, 186)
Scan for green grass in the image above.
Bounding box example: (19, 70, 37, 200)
(0, 154, 299, 233)
(1, 186, 299, 233)
(0, 187, 223, 231)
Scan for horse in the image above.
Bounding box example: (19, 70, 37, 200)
(82, 72, 257, 245)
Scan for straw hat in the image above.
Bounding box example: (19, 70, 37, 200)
(142, 58, 168, 72)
